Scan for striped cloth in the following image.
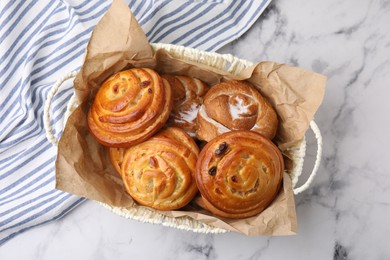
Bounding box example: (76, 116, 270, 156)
(0, 0, 272, 244)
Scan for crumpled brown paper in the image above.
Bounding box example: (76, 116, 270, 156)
(55, 0, 326, 236)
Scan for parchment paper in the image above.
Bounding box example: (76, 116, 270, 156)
(55, 0, 326, 236)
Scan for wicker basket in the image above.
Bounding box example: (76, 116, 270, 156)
(44, 43, 322, 234)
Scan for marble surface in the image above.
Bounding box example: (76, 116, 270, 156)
(1, 0, 390, 259)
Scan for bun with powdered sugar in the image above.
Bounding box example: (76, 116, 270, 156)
(162, 75, 209, 138)
(196, 80, 278, 142)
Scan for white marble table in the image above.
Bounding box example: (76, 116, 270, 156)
(1, 0, 389, 259)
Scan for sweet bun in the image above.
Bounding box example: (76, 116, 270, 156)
(195, 131, 284, 219)
(121, 127, 199, 210)
(88, 68, 172, 147)
(196, 80, 278, 141)
(162, 75, 209, 137)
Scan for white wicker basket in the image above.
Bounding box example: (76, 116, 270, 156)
(44, 43, 322, 234)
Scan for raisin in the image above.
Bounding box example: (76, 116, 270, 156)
(208, 166, 217, 176)
(149, 156, 158, 168)
(231, 176, 238, 182)
(139, 80, 151, 87)
(148, 88, 152, 94)
(215, 188, 222, 194)
(113, 83, 119, 93)
(215, 142, 228, 156)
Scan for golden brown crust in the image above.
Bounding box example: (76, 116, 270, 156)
(109, 147, 125, 176)
(153, 127, 199, 156)
(88, 68, 173, 147)
(196, 80, 278, 141)
(195, 131, 284, 219)
(162, 75, 209, 137)
(121, 127, 199, 211)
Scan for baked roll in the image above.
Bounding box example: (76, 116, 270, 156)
(88, 68, 172, 147)
(162, 75, 209, 137)
(121, 127, 199, 210)
(196, 80, 278, 141)
(196, 131, 284, 219)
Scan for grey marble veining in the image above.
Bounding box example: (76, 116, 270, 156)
(1, 0, 390, 259)
(221, 0, 390, 259)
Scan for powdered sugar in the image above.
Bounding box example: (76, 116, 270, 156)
(178, 103, 200, 124)
(229, 95, 251, 120)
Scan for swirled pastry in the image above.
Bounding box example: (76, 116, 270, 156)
(196, 131, 284, 219)
(121, 127, 199, 210)
(88, 68, 172, 147)
(162, 75, 209, 137)
(196, 80, 278, 141)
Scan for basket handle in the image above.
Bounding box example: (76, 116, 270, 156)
(44, 71, 78, 146)
(293, 120, 323, 195)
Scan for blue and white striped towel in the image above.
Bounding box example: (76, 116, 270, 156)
(0, 0, 272, 245)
